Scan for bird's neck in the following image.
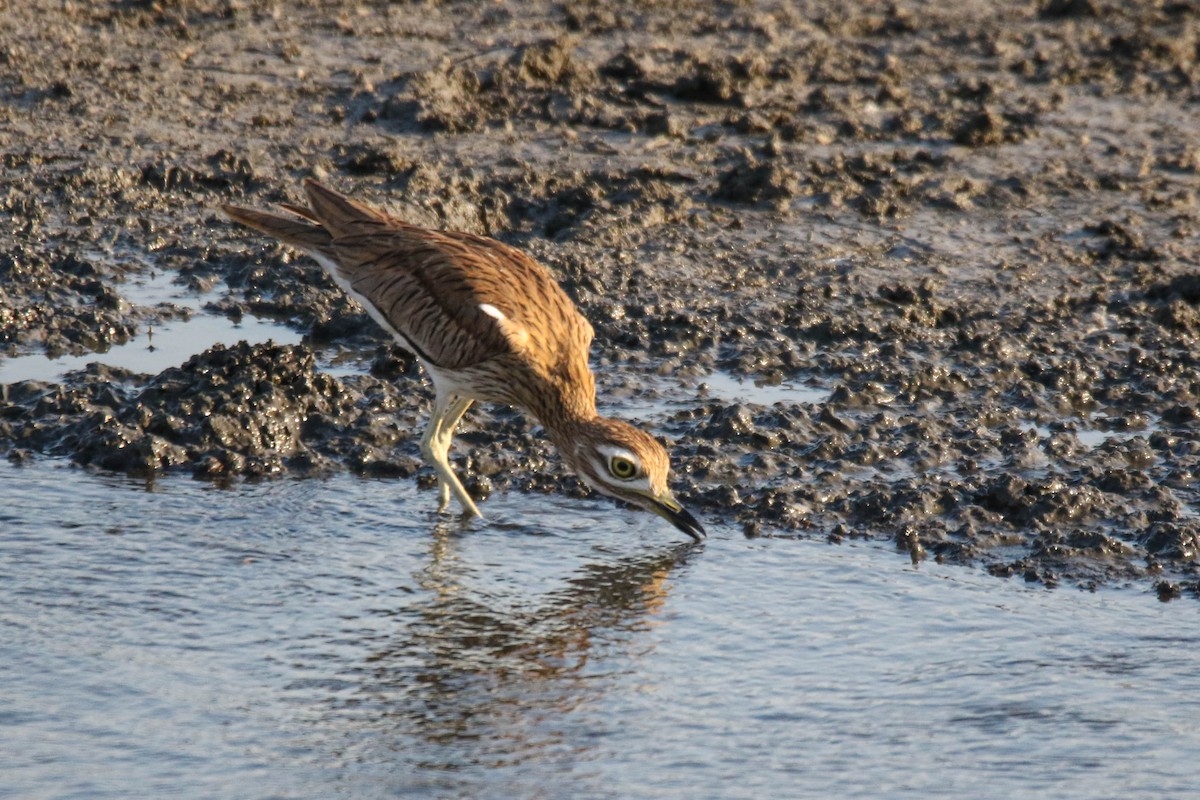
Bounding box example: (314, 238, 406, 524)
(528, 374, 601, 455)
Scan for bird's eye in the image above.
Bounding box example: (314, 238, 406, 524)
(608, 455, 637, 480)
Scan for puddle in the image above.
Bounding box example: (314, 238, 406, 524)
(2, 458, 1198, 800)
(693, 371, 828, 407)
(1032, 422, 1158, 451)
(608, 370, 828, 422)
(0, 270, 304, 384)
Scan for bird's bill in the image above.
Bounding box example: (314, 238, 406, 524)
(648, 494, 707, 542)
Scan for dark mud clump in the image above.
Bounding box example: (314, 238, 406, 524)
(4, 1, 1200, 597)
(1, 339, 566, 494)
(4, 343, 371, 478)
(1, 247, 152, 358)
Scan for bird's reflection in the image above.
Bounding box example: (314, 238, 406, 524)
(344, 524, 702, 771)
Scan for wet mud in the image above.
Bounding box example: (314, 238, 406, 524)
(3, 1, 1200, 595)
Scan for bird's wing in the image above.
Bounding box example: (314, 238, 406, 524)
(335, 227, 596, 373)
(224, 181, 594, 374)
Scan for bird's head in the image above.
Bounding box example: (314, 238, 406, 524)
(564, 417, 706, 542)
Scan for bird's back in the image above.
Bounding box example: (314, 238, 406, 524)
(223, 180, 597, 414)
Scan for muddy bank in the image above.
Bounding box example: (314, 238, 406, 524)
(3, 1, 1200, 596)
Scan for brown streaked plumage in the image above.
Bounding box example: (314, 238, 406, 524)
(222, 179, 704, 540)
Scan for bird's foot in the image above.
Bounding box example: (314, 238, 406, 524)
(436, 478, 483, 519)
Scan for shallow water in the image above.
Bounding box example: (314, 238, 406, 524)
(691, 371, 828, 407)
(2, 459, 1197, 800)
(0, 270, 305, 384)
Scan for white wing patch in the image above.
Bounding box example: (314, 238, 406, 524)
(479, 303, 506, 321)
(479, 302, 529, 351)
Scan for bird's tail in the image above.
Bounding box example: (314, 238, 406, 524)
(222, 179, 394, 250)
(300, 178, 391, 236)
(221, 203, 334, 253)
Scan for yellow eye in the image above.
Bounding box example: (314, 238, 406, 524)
(609, 455, 637, 480)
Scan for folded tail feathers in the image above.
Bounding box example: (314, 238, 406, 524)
(277, 201, 321, 223)
(221, 204, 334, 252)
(301, 179, 391, 235)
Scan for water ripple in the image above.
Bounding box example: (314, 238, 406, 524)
(2, 460, 1198, 799)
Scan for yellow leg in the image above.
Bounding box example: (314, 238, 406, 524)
(419, 395, 479, 517)
(432, 396, 474, 513)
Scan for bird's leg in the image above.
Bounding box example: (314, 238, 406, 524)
(420, 395, 479, 517)
(432, 396, 474, 512)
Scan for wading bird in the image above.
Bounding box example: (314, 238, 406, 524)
(223, 180, 704, 541)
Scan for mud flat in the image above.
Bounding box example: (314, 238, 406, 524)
(3, 1, 1200, 595)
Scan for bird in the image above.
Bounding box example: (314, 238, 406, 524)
(222, 179, 705, 541)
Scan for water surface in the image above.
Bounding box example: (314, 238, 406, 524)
(0, 270, 304, 384)
(2, 459, 1196, 799)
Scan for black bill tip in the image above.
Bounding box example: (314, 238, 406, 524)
(656, 499, 706, 542)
